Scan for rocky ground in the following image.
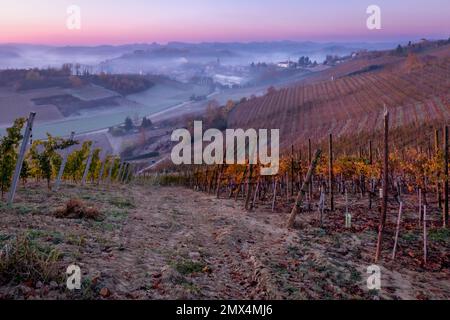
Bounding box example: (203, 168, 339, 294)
(0, 181, 449, 300)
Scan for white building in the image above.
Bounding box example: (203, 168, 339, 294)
(277, 61, 289, 68)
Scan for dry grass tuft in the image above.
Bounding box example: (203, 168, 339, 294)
(55, 198, 102, 220)
(0, 235, 61, 285)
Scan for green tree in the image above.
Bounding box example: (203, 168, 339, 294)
(0, 118, 26, 199)
(124, 116, 134, 132)
(395, 44, 405, 56)
(141, 117, 153, 129)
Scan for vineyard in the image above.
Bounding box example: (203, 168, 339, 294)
(0, 113, 135, 204)
(1, 107, 450, 298)
(136, 112, 450, 299)
(0, 113, 148, 299)
(135, 50, 450, 294)
(228, 56, 450, 151)
(0, 47, 450, 299)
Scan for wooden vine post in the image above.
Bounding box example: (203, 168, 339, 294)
(54, 131, 75, 191)
(297, 151, 303, 189)
(207, 167, 213, 193)
(233, 166, 247, 200)
(369, 140, 373, 209)
(120, 163, 129, 183)
(423, 205, 428, 264)
(392, 202, 403, 260)
(435, 129, 442, 209)
(7, 112, 36, 206)
(116, 161, 124, 182)
(251, 176, 260, 210)
(98, 155, 108, 185)
(203, 167, 209, 191)
(329, 134, 334, 211)
(81, 144, 94, 186)
(308, 139, 312, 197)
(286, 149, 322, 228)
(291, 145, 295, 196)
(307, 138, 313, 210)
(120, 163, 128, 183)
(107, 158, 114, 184)
(272, 177, 278, 212)
(375, 108, 389, 262)
(120, 162, 129, 183)
(194, 167, 199, 190)
(123, 163, 133, 183)
(216, 164, 225, 198)
(244, 163, 254, 210)
(208, 167, 217, 194)
(443, 125, 449, 227)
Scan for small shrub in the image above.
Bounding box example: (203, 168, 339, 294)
(109, 209, 128, 222)
(429, 228, 450, 243)
(110, 197, 135, 209)
(402, 231, 419, 242)
(172, 259, 205, 275)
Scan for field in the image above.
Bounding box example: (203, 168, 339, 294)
(127, 83, 211, 114)
(0, 87, 64, 125)
(65, 84, 119, 101)
(0, 81, 212, 139)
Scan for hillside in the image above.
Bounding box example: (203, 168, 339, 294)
(228, 45, 450, 151)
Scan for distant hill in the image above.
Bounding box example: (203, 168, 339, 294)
(0, 41, 399, 71)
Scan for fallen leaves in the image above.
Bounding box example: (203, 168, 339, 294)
(99, 287, 111, 298)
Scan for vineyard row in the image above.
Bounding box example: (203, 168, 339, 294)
(137, 112, 449, 265)
(0, 112, 136, 206)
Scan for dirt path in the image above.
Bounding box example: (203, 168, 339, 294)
(101, 185, 450, 300)
(95, 186, 292, 299)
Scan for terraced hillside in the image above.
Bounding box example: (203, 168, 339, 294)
(228, 52, 450, 150)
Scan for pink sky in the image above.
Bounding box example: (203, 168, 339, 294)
(1, 0, 448, 44)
